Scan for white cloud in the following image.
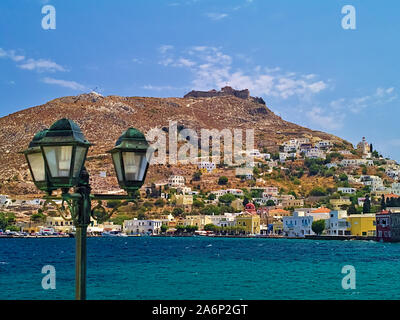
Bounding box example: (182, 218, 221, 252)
(159, 45, 174, 54)
(306, 107, 345, 131)
(142, 84, 181, 91)
(157, 45, 329, 100)
(330, 87, 397, 114)
(18, 58, 66, 72)
(42, 77, 86, 90)
(0, 48, 25, 62)
(0, 47, 66, 73)
(206, 13, 228, 20)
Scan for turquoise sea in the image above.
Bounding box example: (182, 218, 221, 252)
(0, 237, 399, 300)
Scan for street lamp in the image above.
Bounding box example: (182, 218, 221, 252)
(22, 129, 56, 194)
(108, 127, 151, 196)
(22, 118, 151, 300)
(39, 118, 91, 192)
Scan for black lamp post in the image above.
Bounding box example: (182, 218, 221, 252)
(22, 119, 151, 300)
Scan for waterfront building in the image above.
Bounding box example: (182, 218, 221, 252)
(376, 210, 392, 242)
(268, 208, 291, 221)
(326, 211, 350, 236)
(235, 214, 260, 234)
(376, 210, 400, 242)
(347, 214, 376, 236)
(123, 219, 163, 235)
(46, 216, 74, 233)
(283, 211, 313, 237)
(184, 215, 211, 229)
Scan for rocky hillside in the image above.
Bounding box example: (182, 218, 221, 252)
(0, 87, 352, 195)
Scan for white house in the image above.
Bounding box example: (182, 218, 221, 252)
(316, 140, 332, 149)
(123, 219, 163, 235)
(340, 159, 374, 167)
(226, 189, 244, 196)
(305, 148, 326, 160)
(326, 163, 338, 169)
(360, 175, 384, 191)
(198, 161, 216, 173)
(326, 211, 350, 236)
(338, 187, 356, 194)
(283, 212, 313, 237)
(168, 175, 185, 188)
(262, 186, 279, 196)
(0, 195, 12, 207)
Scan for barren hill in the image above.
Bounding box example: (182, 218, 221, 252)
(0, 87, 352, 195)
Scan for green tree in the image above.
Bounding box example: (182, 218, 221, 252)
(266, 200, 275, 206)
(219, 193, 236, 205)
(0, 212, 16, 230)
(111, 214, 131, 225)
(172, 207, 184, 217)
(363, 195, 371, 213)
(311, 219, 325, 235)
(193, 199, 205, 208)
(193, 171, 202, 181)
(155, 199, 165, 207)
(218, 176, 228, 185)
(30, 212, 46, 223)
(207, 193, 216, 201)
(347, 204, 358, 215)
(309, 187, 327, 197)
(161, 224, 168, 233)
(381, 194, 387, 210)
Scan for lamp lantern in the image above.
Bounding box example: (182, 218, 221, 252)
(108, 127, 152, 195)
(38, 119, 91, 191)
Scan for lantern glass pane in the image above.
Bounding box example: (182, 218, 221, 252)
(27, 152, 45, 182)
(73, 146, 87, 177)
(43, 146, 73, 178)
(122, 152, 147, 181)
(112, 152, 123, 182)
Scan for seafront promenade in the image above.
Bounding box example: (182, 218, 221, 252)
(0, 233, 378, 241)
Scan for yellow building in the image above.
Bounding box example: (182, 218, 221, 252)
(46, 216, 74, 233)
(272, 221, 283, 235)
(330, 198, 351, 210)
(235, 214, 260, 234)
(19, 221, 42, 233)
(346, 214, 376, 236)
(184, 215, 211, 230)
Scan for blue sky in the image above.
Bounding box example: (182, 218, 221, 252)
(1, 0, 400, 159)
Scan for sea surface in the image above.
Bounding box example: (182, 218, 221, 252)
(0, 236, 399, 300)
